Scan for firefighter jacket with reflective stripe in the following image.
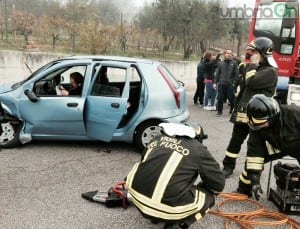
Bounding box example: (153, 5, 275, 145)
(246, 105, 300, 175)
(126, 135, 225, 221)
(233, 63, 277, 124)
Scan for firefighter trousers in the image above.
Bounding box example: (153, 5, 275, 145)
(223, 123, 249, 169)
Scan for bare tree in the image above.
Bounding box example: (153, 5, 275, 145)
(11, 9, 36, 42)
(79, 21, 113, 54)
(39, 15, 65, 50)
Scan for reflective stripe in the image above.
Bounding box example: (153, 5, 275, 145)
(142, 147, 153, 162)
(152, 151, 183, 202)
(195, 213, 202, 221)
(242, 170, 248, 177)
(240, 174, 251, 184)
(246, 70, 256, 80)
(247, 157, 264, 164)
(247, 163, 263, 170)
(128, 188, 206, 220)
(225, 150, 239, 158)
(265, 141, 280, 155)
(251, 117, 268, 124)
(247, 156, 264, 170)
(236, 112, 249, 123)
(126, 163, 139, 188)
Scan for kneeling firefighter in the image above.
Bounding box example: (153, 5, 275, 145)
(126, 123, 225, 229)
(81, 122, 225, 228)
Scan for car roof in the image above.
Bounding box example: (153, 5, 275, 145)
(61, 55, 158, 65)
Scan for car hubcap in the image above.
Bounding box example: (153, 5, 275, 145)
(0, 123, 15, 143)
(142, 125, 161, 147)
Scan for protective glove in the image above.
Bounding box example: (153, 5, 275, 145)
(251, 184, 263, 201)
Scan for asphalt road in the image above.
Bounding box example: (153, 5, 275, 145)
(0, 91, 299, 229)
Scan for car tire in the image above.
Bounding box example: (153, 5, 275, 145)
(134, 120, 162, 152)
(0, 121, 21, 148)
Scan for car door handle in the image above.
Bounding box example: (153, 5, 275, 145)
(67, 103, 78, 107)
(111, 103, 120, 108)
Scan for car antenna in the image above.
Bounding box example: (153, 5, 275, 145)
(24, 61, 33, 73)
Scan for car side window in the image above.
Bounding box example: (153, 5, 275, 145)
(33, 65, 87, 97)
(91, 66, 126, 97)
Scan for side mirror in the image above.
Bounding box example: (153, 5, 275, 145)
(24, 89, 38, 102)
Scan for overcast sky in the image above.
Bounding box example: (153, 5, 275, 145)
(133, 0, 256, 8)
(134, 0, 154, 7)
(227, 0, 255, 8)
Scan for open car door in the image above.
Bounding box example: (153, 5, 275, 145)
(85, 62, 131, 141)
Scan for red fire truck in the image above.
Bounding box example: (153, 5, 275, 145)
(248, 0, 300, 105)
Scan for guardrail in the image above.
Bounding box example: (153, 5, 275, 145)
(0, 50, 198, 91)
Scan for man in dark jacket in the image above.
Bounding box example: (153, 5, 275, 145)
(214, 50, 238, 116)
(193, 58, 205, 106)
(237, 94, 300, 200)
(126, 122, 225, 229)
(222, 37, 278, 178)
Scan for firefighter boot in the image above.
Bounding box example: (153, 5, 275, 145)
(223, 167, 234, 178)
(164, 222, 189, 229)
(236, 180, 252, 198)
(222, 156, 236, 178)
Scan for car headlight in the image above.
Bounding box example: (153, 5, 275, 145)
(290, 92, 300, 101)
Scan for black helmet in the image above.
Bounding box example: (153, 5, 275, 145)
(159, 122, 207, 142)
(246, 37, 277, 67)
(247, 94, 280, 130)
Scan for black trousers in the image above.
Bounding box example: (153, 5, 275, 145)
(193, 79, 205, 104)
(223, 123, 249, 169)
(216, 84, 235, 113)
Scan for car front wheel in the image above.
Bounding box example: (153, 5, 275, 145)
(0, 122, 21, 148)
(134, 121, 162, 152)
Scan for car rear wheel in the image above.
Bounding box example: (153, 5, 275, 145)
(0, 122, 21, 148)
(134, 121, 162, 152)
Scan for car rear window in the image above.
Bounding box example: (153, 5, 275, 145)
(157, 64, 180, 89)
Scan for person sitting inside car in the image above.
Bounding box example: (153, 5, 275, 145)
(60, 72, 84, 96)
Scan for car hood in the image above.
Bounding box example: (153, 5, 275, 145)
(0, 82, 15, 94)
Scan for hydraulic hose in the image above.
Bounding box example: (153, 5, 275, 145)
(209, 192, 300, 229)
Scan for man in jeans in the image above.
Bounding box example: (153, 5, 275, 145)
(203, 52, 221, 110)
(214, 50, 238, 116)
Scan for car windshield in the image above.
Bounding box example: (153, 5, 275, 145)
(254, 1, 297, 55)
(11, 61, 61, 90)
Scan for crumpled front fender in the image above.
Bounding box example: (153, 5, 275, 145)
(0, 101, 15, 118)
(0, 101, 31, 145)
(0, 102, 19, 123)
